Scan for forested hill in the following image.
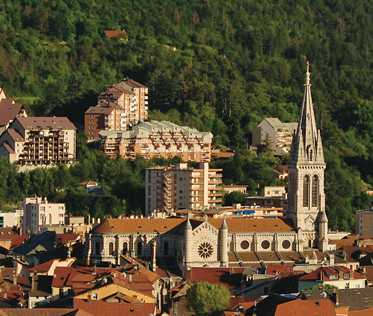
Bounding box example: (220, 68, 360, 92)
(2, 0, 373, 231)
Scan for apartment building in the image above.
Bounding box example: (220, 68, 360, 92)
(145, 162, 223, 216)
(85, 102, 126, 140)
(117, 78, 148, 123)
(99, 120, 213, 161)
(356, 209, 373, 237)
(0, 117, 76, 164)
(84, 79, 148, 140)
(21, 197, 66, 234)
(252, 118, 297, 155)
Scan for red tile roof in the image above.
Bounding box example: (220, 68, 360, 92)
(0, 228, 19, 240)
(0, 308, 74, 315)
(299, 266, 366, 281)
(272, 299, 336, 316)
(74, 299, 160, 316)
(104, 30, 127, 38)
(186, 267, 245, 289)
(28, 259, 54, 273)
(92, 217, 294, 234)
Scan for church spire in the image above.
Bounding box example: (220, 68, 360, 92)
(290, 62, 323, 164)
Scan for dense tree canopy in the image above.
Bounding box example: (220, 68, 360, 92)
(1, 0, 373, 231)
(186, 282, 231, 316)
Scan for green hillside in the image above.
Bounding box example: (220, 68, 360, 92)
(1, 0, 373, 230)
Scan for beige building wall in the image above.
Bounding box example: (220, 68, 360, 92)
(22, 197, 66, 233)
(356, 210, 373, 236)
(145, 163, 222, 216)
(0, 210, 23, 228)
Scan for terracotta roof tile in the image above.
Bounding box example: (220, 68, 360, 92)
(299, 266, 366, 281)
(273, 299, 336, 316)
(91, 217, 294, 234)
(104, 30, 127, 38)
(0, 308, 74, 315)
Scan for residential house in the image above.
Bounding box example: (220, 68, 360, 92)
(0, 228, 20, 250)
(298, 266, 366, 291)
(223, 185, 248, 195)
(21, 197, 66, 234)
(99, 120, 213, 161)
(272, 165, 289, 180)
(0, 96, 28, 136)
(245, 186, 288, 209)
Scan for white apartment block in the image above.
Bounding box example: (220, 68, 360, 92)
(252, 118, 297, 156)
(145, 162, 223, 216)
(21, 197, 66, 233)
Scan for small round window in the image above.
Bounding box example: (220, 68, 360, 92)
(241, 240, 249, 250)
(282, 240, 291, 249)
(261, 240, 270, 250)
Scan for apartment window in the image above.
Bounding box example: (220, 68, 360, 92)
(92, 293, 98, 300)
(109, 242, 114, 255)
(58, 206, 64, 210)
(0, 217, 3, 228)
(59, 214, 64, 218)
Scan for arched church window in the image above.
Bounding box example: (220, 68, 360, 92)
(123, 242, 128, 255)
(164, 242, 169, 255)
(303, 176, 310, 207)
(137, 242, 143, 256)
(109, 242, 114, 255)
(312, 175, 319, 207)
(309, 149, 313, 161)
(95, 242, 100, 256)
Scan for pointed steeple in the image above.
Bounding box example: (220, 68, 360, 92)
(290, 62, 323, 164)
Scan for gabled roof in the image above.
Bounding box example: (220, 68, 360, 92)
(104, 30, 127, 38)
(12, 231, 56, 256)
(299, 266, 365, 281)
(27, 259, 54, 273)
(0, 228, 19, 240)
(6, 129, 24, 142)
(0, 99, 25, 127)
(299, 288, 373, 312)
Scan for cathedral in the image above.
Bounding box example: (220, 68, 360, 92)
(84, 63, 329, 270)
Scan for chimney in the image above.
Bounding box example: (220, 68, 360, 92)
(350, 269, 354, 279)
(339, 269, 343, 280)
(335, 289, 339, 306)
(319, 271, 323, 282)
(252, 300, 257, 316)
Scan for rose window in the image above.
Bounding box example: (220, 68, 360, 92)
(198, 242, 213, 259)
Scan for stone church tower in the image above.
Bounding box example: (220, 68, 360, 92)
(287, 62, 328, 251)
